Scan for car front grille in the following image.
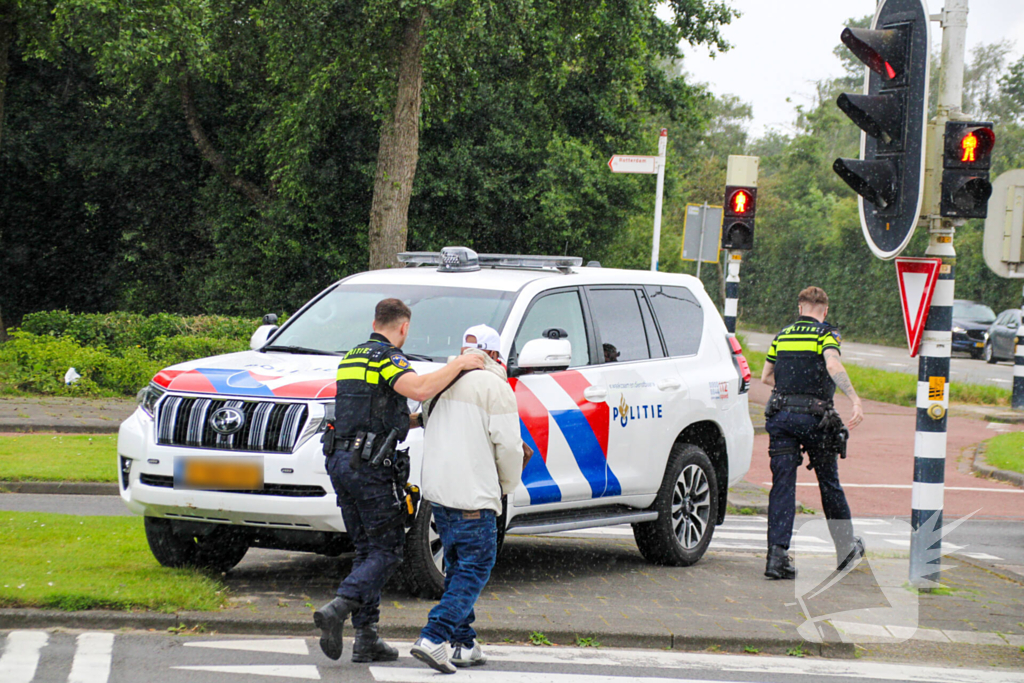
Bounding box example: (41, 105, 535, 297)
(156, 396, 309, 453)
(966, 329, 986, 341)
(139, 473, 327, 497)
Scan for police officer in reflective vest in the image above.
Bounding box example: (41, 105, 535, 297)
(314, 298, 485, 661)
(760, 287, 865, 580)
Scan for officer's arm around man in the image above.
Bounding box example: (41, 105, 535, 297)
(314, 298, 484, 664)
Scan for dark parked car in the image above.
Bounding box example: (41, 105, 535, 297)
(952, 300, 996, 359)
(983, 308, 1022, 363)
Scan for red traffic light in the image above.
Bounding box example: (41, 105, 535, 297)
(957, 127, 994, 164)
(728, 189, 754, 215)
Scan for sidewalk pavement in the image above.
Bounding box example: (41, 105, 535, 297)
(0, 396, 134, 433)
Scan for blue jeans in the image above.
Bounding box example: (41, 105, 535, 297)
(420, 504, 497, 646)
(327, 449, 405, 628)
(766, 411, 853, 552)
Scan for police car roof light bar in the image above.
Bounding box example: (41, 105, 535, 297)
(397, 248, 582, 274)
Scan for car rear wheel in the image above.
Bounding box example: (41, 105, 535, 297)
(144, 517, 249, 573)
(633, 443, 718, 566)
(984, 341, 996, 364)
(400, 504, 446, 599)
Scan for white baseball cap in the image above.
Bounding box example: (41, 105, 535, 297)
(462, 324, 502, 355)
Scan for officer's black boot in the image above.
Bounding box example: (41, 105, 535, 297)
(765, 545, 798, 580)
(352, 624, 399, 663)
(837, 536, 866, 571)
(314, 597, 356, 660)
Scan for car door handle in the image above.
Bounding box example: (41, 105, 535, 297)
(657, 378, 682, 391)
(583, 386, 608, 403)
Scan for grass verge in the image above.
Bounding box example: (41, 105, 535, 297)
(743, 350, 1010, 407)
(0, 512, 227, 611)
(0, 434, 118, 482)
(985, 433, 1024, 474)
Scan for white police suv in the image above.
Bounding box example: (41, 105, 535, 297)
(119, 247, 754, 597)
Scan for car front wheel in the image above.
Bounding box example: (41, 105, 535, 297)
(399, 504, 446, 599)
(984, 341, 996, 364)
(144, 517, 249, 573)
(633, 443, 719, 566)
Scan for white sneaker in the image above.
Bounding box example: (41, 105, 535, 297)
(451, 640, 487, 668)
(411, 637, 456, 674)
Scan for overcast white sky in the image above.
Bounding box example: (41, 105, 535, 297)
(677, 0, 1024, 139)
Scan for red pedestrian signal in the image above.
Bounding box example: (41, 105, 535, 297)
(941, 122, 995, 218)
(730, 189, 752, 214)
(721, 185, 757, 251)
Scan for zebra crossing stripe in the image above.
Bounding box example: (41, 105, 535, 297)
(0, 631, 48, 683)
(68, 632, 114, 683)
(173, 665, 320, 679)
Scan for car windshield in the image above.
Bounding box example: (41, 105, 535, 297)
(268, 284, 516, 361)
(953, 301, 996, 324)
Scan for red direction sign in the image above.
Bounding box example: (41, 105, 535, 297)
(895, 257, 942, 357)
(608, 155, 658, 174)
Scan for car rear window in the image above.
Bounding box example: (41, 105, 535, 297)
(645, 285, 703, 357)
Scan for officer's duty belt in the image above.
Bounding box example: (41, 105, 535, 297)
(771, 393, 833, 416)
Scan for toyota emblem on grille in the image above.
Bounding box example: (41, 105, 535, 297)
(210, 407, 245, 435)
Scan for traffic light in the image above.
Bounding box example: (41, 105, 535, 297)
(941, 121, 995, 218)
(720, 185, 756, 250)
(832, 0, 930, 260)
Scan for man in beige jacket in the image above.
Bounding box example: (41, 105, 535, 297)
(410, 325, 524, 674)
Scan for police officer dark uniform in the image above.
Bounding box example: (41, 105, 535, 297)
(314, 298, 485, 662)
(760, 287, 865, 580)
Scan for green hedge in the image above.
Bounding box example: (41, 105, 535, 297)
(0, 311, 261, 396)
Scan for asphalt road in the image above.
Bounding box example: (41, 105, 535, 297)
(4, 629, 1023, 683)
(740, 330, 1017, 390)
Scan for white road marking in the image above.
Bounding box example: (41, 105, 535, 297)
(964, 552, 1005, 561)
(987, 422, 1013, 430)
(781, 482, 1023, 493)
(887, 362, 906, 367)
(68, 632, 114, 683)
(375, 643, 1024, 682)
(0, 631, 48, 683)
(184, 638, 309, 655)
(993, 378, 1011, 384)
(173, 664, 321, 679)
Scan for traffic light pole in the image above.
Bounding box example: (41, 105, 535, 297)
(650, 129, 668, 272)
(724, 252, 741, 335)
(909, 0, 968, 588)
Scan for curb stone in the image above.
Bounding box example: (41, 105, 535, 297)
(984, 411, 1024, 425)
(0, 481, 119, 495)
(0, 421, 121, 434)
(970, 443, 1024, 489)
(0, 608, 853, 657)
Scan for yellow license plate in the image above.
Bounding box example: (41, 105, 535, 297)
(174, 457, 263, 490)
(976, 342, 984, 347)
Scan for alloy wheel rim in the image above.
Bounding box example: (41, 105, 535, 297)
(428, 510, 445, 576)
(671, 464, 711, 549)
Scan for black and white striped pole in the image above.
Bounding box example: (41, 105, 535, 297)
(909, 233, 954, 585)
(1015, 293, 1024, 411)
(720, 155, 759, 335)
(724, 256, 740, 335)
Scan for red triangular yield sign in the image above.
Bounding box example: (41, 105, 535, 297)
(895, 257, 942, 357)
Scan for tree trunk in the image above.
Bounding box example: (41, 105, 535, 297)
(0, 3, 14, 343)
(367, 7, 429, 270)
(179, 72, 269, 209)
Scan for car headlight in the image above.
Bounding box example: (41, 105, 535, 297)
(136, 384, 165, 418)
(317, 401, 335, 432)
(952, 326, 966, 334)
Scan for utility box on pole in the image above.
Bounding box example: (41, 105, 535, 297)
(983, 169, 1024, 279)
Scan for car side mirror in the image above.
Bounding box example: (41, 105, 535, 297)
(517, 338, 572, 372)
(250, 324, 278, 350)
